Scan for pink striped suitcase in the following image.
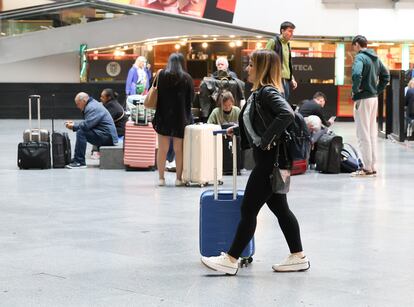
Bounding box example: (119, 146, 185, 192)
(123, 121, 157, 170)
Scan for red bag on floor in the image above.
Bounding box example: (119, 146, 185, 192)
(291, 159, 307, 176)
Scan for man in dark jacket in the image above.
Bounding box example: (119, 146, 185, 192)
(351, 35, 390, 177)
(65, 92, 118, 168)
(299, 91, 334, 127)
(266, 21, 297, 100)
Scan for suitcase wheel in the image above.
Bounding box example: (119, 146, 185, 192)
(240, 257, 253, 268)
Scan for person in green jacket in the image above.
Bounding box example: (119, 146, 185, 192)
(351, 35, 390, 177)
(265, 21, 297, 101)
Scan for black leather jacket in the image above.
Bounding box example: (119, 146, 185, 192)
(242, 86, 294, 147)
(237, 86, 294, 167)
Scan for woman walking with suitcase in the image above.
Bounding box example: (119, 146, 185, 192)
(201, 49, 310, 275)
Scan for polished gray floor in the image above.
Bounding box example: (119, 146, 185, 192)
(1, 120, 414, 307)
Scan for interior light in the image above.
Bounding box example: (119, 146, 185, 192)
(123, 45, 129, 50)
(147, 45, 153, 51)
(229, 35, 235, 38)
(213, 38, 217, 41)
(256, 42, 263, 49)
(402, 44, 410, 71)
(229, 42, 236, 48)
(202, 42, 208, 48)
(180, 41, 187, 46)
(203, 35, 208, 38)
(335, 43, 345, 85)
(236, 40, 242, 47)
(93, 50, 99, 54)
(175, 44, 181, 50)
(114, 50, 125, 56)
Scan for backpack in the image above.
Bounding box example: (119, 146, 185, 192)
(198, 74, 245, 119)
(340, 143, 363, 173)
(285, 112, 312, 162)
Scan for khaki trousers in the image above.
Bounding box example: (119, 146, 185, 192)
(353, 97, 378, 172)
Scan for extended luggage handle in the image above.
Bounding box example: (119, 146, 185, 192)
(213, 129, 237, 201)
(28, 95, 41, 142)
(135, 101, 148, 126)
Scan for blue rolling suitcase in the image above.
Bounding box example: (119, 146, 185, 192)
(199, 130, 255, 266)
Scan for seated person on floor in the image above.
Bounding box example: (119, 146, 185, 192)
(304, 115, 328, 168)
(65, 92, 118, 169)
(207, 90, 241, 126)
(299, 91, 335, 128)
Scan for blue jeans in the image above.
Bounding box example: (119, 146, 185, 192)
(166, 138, 175, 162)
(74, 129, 114, 165)
(282, 79, 290, 101)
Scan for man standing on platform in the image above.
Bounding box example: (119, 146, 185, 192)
(266, 21, 297, 100)
(351, 35, 389, 177)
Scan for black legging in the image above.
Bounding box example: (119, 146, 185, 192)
(228, 145, 303, 259)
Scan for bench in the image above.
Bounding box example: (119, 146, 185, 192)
(99, 143, 124, 169)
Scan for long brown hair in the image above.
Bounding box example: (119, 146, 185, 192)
(250, 49, 283, 92)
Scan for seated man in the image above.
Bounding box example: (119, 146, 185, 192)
(207, 90, 241, 125)
(65, 92, 118, 169)
(212, 57, 238, 79)
(299, 91, 335, 127)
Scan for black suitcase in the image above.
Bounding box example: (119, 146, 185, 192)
(51, 94, 72, 168)
(222, 135, 241, 175)
(315, 133, 343, 174)
(221, 123, 241, 175)
(18, 141, 51, 169)
(17, 95, 51, 169)
(52, 132, 71, 168)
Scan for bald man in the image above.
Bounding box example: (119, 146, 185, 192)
(65, 92, 118, 168)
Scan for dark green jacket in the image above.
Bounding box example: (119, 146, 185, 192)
(351, 49, 390, 101)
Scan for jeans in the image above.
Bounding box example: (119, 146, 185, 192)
(282, 79, 290, 101)
(74, 129, 114, 165)
(166, 138, 175, 162)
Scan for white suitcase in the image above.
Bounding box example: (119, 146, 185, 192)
(182, 124, 223, 187)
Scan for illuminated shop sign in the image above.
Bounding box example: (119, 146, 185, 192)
(292, 57, 335, 82)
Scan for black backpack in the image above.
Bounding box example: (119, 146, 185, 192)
(284, 112, 311, 162)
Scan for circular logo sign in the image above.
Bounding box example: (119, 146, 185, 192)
(106, 62, 121, 77)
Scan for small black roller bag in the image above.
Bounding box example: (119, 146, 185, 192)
(221, 123, 241, 175)
(315, 133, 343, 174)
(18, 95, 51, 169)
(52, 132, 71, 168)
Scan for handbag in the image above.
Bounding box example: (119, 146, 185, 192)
(144, 69, 161, 110)
(270, 142, 291, 194)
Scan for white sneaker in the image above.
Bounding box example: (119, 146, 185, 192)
(272, 254, 310, 272)
(90, 151, 100, 160)
(166, 160, 176, 172)
(201, 252, 238, 275)
(175, 179, 184, 187)
(158, 179, 166, 186)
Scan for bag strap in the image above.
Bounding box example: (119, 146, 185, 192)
(114, 111, 125, 123)
(343, 143, 360, 159)
(152, 69, 162, 88)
